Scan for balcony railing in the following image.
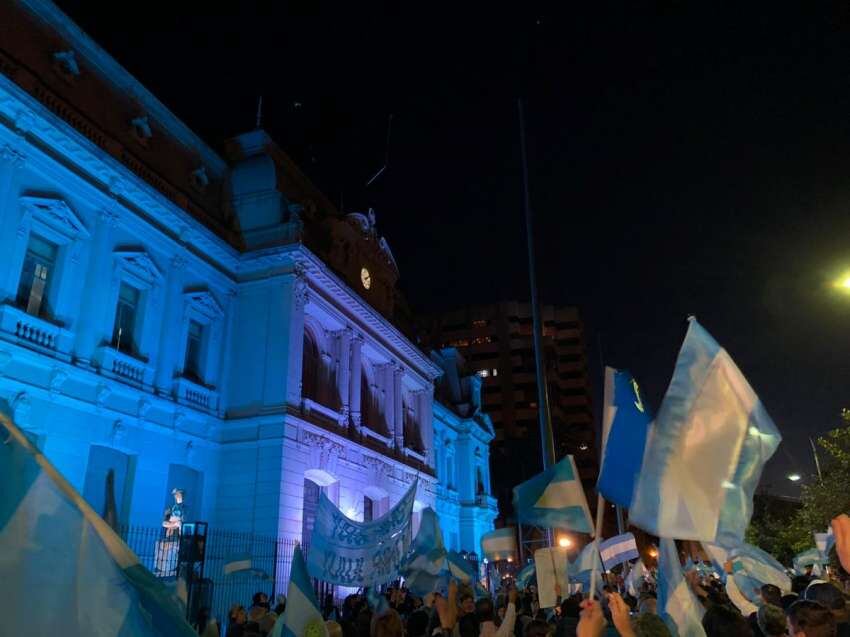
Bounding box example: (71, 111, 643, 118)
(0, 303, 73, 358)
(94, 345, 154, 387)
(174, 376, 219, 413)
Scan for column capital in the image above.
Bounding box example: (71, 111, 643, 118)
(293, 277, 309, 310)
(348, 327, 364, 344)
(170, 253, 189, 271)
(98, 209, 120, 228)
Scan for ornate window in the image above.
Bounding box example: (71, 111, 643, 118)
(302, 332, 320, 403)
(17, 233, 58, 318)
(361, 368, 388, 437)
(109, 250, 163, 359)
(178, 290, 224, 386)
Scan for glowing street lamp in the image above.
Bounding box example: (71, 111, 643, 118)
(787, 473, 802, 482)
(558, 536, 572, 548)
(647, 547, 658, 559)
(835, 273, 850, 292)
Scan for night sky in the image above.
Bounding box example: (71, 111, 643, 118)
(55, 1, 850, 495)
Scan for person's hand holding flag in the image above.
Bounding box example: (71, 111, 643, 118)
(608, 593, 636, 637)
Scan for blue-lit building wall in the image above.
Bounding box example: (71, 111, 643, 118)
(0, 0, 496, 559)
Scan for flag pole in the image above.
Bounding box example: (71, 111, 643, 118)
(588, 493, 605, 599)
(518, 100, 557, 537)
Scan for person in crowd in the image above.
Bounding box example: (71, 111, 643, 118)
(787, 600, 837, 637)
(803, 583, 850, 637)
(274, 594, 287, 616)
(636, 597, 657, 616)
(524, 619, 551, 637)
(479, 588, 518, 637)
(372, 609, 404, 637)
(749, 585, 783, 637)
(248, 591, 276, 636)
(227, 604, 248, 637)
(756, 604, 787, 637)
(632, 614, 671, 637)
(555, 597, 581, 637)
(783, 595, 801, 612)
(702, 603, 754, 637)
(327, 620, 344, 637)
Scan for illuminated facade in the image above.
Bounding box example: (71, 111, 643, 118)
(0, 0, 495, 555)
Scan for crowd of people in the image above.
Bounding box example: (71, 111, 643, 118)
(201, 561, 850, 637)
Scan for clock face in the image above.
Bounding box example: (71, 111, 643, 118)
(360, 267, 371, 290)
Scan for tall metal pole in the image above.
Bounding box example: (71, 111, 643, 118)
(810, 437, 823, 482)
(518, 98, 557, 474)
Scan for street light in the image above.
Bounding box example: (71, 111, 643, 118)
(787, 473, 802, 482)
(835, 273, 850, 292)
(558, 536, 572, 548)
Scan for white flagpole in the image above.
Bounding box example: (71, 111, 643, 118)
(588, 493, 605, 599)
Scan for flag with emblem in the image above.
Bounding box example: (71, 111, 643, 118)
(597, 368, 653, 509)
(512, 455, 592, 533)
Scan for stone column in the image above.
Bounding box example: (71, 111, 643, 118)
(393, 364, 404, 450)
(376, 362, 393, 438)
(285, 270, 309, 406)
(349, 331, 363, 432)
(74, 210, 120, 365)
(154, 254, 187, 394)
(419, 385, 435, 466)
(334, 329, 351, 426)
(0, 144, 26, 301)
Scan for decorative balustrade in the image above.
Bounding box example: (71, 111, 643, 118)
(0, 303, 72, 358)
(94, 345, 154, 387)
(174, 376, 219, 413)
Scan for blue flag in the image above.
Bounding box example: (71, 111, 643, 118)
(271, 544, 328, 637)
(793, 548, 826, 574)
(513, 455, 592, 533)
(597, 368, 652, 508)
(629, 319, 782, 545)
(599, 533, 640, 571)
(657, 538, 706, 637)
(0, 403, 195, 636)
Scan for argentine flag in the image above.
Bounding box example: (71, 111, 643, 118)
(815, 529, 834, 559)
(729, 543, 790, 593)
(516, 562, 536, 590)
(597, 368, 652, 509)
(657, 538, 706, 637)
(598, 532, 640, 571)
(271, 544, 328, 637)
(568, 541, 603, 591)
(793, 547, 826, 574)
(626, 560, 647, 597)
(446, 550, 477, 583)
(0, 403, 195, 636)
(481, 527, 517, 561)
(512, 455, 592, 533)
(629, 319, 781, 545)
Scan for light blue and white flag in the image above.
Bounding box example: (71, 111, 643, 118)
(657, 538, 706, 637)
(703, 543, 730, 583)
(516, 562, 537, 590)
(729, 543, 790, 593)
(598, 368, 653, 509)
(626, 561, 647, 597)
(599, 533, 640, 571)
(513, 455, 592, 533)
(815, 530, 835, 558)
(0, 403, 195, 637)
(446, 550, 477, 584)
(793, 548, 826, 574)
(271, 544, 328, 637)
(400, 507, 448, 596)
(629, 319, 782, 545)
(481, 527, 517, 561)
(569, 541, 604, 591)
(307, 480, 417, 587)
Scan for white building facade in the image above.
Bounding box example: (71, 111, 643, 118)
(0, 0, 496, 567)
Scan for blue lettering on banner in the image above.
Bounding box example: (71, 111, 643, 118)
(307, 480, 417, 587)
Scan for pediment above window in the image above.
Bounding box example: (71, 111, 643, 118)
(20, 196, 90, 243)
(113, 249, 163, 287)
(185, 290, 224, 321)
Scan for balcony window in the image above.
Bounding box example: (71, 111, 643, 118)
(184, 320, 204, 382)
(112, 283, 140, 356)
(16, 234, 58, 318)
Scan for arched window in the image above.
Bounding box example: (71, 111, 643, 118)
(302, 332, 320, 402)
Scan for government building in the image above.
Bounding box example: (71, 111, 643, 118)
(0, 0, 497, 596)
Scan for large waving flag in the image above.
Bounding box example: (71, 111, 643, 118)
(568, 541, 603, 591)
(516, 562, 536, 590)
(446, 550, 477, 583)
(271, 544, 328, 637)
(597, 368, 653, 508)
(481, 527, 517, 561)
(400, 507, 448, 595)
(513, 455, 592, 533)
(0, 403, 195, 636)
(629, 319, 781, 545)
(729, 543, 790, 592)
(657, 538, 706, 637)
(626, 560, 647, 597)
(599, 532, 640, 571)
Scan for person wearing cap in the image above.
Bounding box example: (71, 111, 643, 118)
(804, 583, 850, 637)
(757, 604, 787, 637)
